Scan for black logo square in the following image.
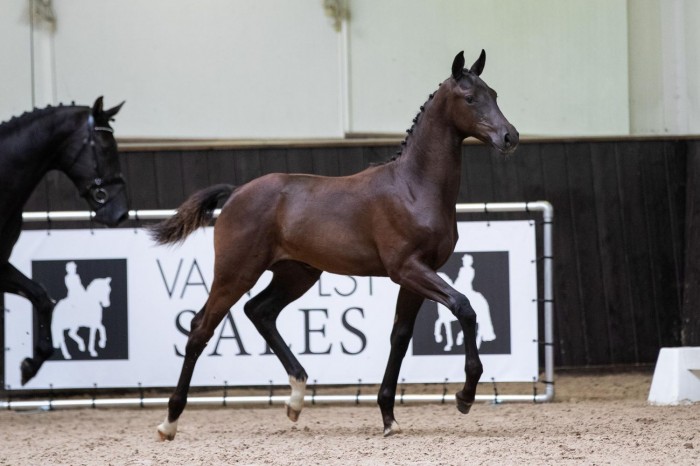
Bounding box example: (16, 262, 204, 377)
(32, 259, 128, 361)
(412, 251, 511, 355)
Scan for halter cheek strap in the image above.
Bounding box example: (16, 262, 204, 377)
(74, 114, 123, 204)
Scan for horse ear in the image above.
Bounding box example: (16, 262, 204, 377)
(91, 96, 104, 117)
(103, 101, 125, 120)
(469, 49, 486, 76)
(452, 51, 465, 80)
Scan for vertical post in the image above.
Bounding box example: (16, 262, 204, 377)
(540, 202, 555, 399)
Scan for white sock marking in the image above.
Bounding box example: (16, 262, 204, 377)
(157, 416, 178, 440)
(286, 375, 306, 412)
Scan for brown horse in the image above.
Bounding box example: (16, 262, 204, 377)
(150, 50, 518, 440)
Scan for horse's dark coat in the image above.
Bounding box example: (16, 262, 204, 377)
(151, 51, 519, 439)
(0, 98, 126, 384)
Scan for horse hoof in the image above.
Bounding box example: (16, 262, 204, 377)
(157, 429, 175, 442)
(383, 420, 401, 437)
(455, 392, 473, 414)
(157, 418, 178, 441)
(457, 401, 472, 414)
(20, 358, 37, 385)
(286, 405, 301, 422)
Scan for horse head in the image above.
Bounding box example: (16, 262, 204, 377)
(58, 97, 128, 226)
(446, 50, 519, 155)
(88, 277, 112, 308)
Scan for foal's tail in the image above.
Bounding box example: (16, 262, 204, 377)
(148, 184, 235, 245)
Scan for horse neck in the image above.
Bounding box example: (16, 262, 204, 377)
(395, 89, 464, 208)
(0, 108, 86, 208)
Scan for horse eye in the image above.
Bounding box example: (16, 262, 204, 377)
(466, 96, 474, 104)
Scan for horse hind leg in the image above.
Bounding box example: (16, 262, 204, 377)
(67, 327, 86, 352)
(58, 336, 71, 360)
(244, 261, 322, 423)
(157, 272, 259, 441)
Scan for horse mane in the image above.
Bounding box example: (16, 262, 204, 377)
(0, 103, 86, 137)
(372, 87, 439, 166)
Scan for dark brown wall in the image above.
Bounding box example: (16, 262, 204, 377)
(18, 138, 696, 368)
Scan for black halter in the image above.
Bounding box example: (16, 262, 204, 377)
(73, 114, 125, 205)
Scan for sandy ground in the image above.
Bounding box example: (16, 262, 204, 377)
(1, 369, 698, 465)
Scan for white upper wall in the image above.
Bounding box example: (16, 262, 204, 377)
(348, 0, 629, 136)
(51, 0, 343, 138)
(1, 0, 699, 138)
(628, 0, 700, 135)
(0, 1, 33, 119)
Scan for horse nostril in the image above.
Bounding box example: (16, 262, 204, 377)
(504, 132, 512, 147)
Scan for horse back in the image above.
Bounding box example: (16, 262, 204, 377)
(215, 170, 396, 276)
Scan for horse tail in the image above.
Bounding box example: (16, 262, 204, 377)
(148, 184, 235, 245)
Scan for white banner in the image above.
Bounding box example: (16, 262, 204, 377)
(4, 220, 538, 390)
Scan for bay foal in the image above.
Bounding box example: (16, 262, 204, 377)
(151, 50, 518, 439)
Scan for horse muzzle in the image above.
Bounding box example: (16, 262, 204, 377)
(490, 126, 519, 155)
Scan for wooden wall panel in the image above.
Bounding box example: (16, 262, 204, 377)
(589, 143, 638, 364)
(683, 141, 700, 345)
(12, 138, 694, 367)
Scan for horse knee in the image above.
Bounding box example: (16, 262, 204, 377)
(452, 296, 476, 325)
(33, 286, 54, 314)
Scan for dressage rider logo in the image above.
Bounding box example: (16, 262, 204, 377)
(31, 259, 129, 361)
(412, 251, 512, 355)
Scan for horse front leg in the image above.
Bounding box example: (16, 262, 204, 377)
(0, 263, 56, 384)
(377, 287, 423, 436)
(392, 259, 483, 417)
(453, 302, 482, 414)
(87, 327, 98, 357)
(96, 323, 107, 348)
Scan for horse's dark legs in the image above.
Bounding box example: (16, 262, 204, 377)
(157, 272, 257, 441)
(377, 287, 423, 436)
(391, 259, 483, 415)
(244, 261, 322, 422)
(453, 299, 482, 414)
(0, 262, 55, 385)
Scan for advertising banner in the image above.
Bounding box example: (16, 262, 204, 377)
(4, 220, 537, 390)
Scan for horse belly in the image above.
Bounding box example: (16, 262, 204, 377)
(280, 225, 386, 277)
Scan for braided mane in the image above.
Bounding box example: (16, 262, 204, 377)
(373, 86, 440, 166)
(0, 104, 84, 136)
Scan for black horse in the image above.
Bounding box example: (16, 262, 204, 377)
(0, 97, 128, 384)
